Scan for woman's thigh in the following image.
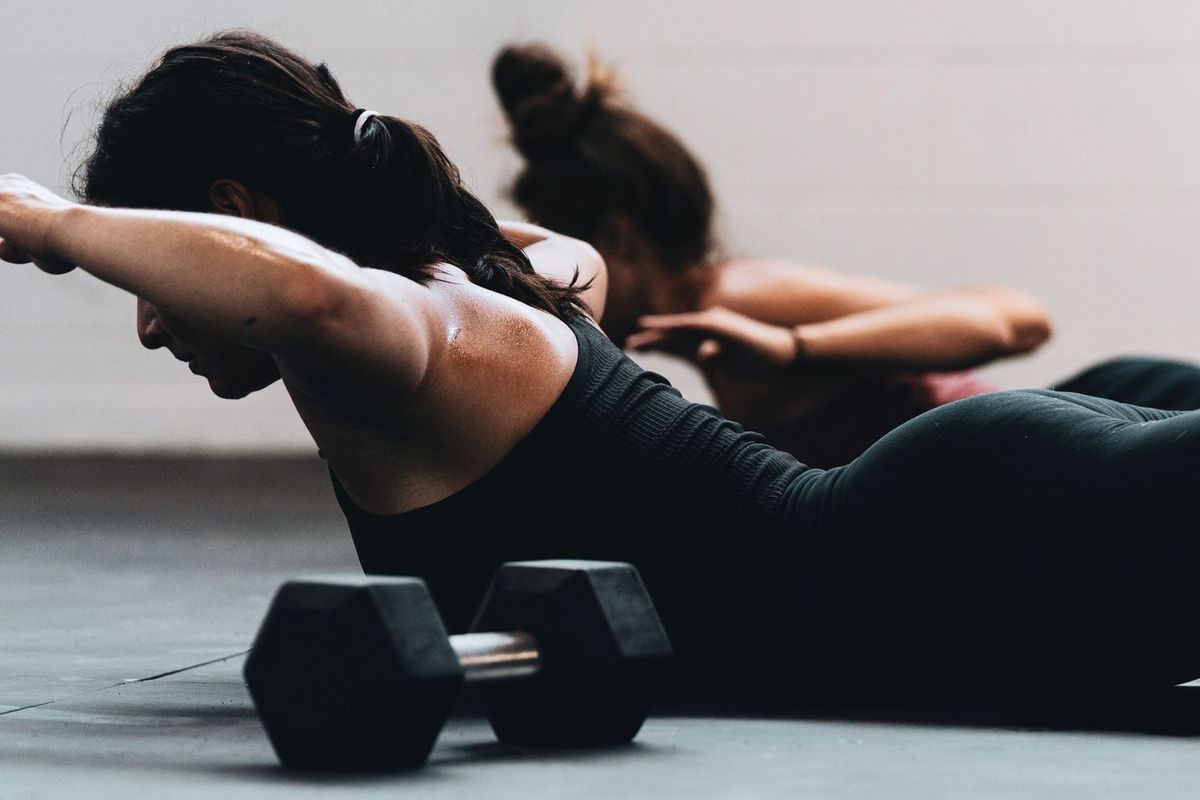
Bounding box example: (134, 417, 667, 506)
(786, 390, 1200, 692)
(1053, 356, 1200, 410)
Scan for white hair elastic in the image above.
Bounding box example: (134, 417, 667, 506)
(352, 109, 379, 144)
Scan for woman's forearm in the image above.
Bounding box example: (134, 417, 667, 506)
(48, 205, 355, 349)
(795, 288, 1052, 370)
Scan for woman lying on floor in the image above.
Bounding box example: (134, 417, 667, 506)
(492, 43, 1200, 468)
(2, 30, 1199, 703)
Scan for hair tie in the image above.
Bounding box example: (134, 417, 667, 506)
(351, 108, 379, 144)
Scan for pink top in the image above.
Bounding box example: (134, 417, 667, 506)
(758, 371, 999, 469)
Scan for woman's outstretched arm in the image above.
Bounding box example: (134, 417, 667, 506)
(0, 174, 436, 392)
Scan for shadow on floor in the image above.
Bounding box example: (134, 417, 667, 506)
(660, 683, 1200, 736)
(218, 741, 669, 786)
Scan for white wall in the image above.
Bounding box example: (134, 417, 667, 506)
(3, 0, 1200, 451)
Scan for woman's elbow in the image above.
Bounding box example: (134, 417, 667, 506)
(1014, 314, 1053, 353)
(977, 286, 1053, 355)
(569, 238, 608, 319)
(991, 318, 1051, 358)
(571, 237, 606, 286)
(1007, 298, 1053, 354)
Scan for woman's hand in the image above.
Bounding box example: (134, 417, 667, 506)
(626, 306, 799, 371)
(0, 173, 78, 274)
(627, 305, 862, 430)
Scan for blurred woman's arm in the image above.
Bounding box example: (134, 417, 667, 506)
(498, 220, 608, 320)
(631, 289, 1051, 373)
(695, 258, 1052, 369)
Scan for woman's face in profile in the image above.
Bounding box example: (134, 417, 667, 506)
(135, 298, 280, 399)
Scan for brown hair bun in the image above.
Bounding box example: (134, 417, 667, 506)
(492, 44, 597, 158)
(492, 42, 714, 279)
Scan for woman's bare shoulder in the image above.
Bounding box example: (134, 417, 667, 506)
(299, 278, 582, 515)
(419, 279, 581, 430)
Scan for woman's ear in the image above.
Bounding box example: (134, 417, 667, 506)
(208, 179, 283, 224)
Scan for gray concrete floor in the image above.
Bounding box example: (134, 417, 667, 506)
(2, 456, 1199, 798)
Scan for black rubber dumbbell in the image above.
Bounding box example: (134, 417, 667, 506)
(243, 559, 673, 770)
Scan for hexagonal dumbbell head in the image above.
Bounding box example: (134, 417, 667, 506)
(244, 576, 464, 770)
(470, 560, 673, 746)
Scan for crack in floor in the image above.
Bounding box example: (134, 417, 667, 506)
(0, 649, 249, 717)
(121, 649, 251, 684)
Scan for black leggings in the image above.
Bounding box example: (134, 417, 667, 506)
(1052, 355, 1200, 410)
(655, 357, 1200, 703)
(765, 381, 1200, 701)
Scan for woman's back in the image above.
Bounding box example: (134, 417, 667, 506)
(332, 312, 814, 685)
(331, 311, 1200, 699)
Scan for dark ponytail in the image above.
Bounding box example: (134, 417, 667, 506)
(78, 30, 587, 319)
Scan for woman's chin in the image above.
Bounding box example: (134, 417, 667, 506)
(190, 357, 280, 399)
(203, 373, 266, 400)
(207, 379, 252, 400)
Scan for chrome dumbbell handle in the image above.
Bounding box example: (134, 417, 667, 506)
(451, 631, 541, 682)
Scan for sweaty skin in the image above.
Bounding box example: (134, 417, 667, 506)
(0, 174, 603, 515)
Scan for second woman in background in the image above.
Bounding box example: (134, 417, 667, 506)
(491, 44, 1200, 466)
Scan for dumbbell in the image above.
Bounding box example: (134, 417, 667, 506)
(243, 559, 673, 771)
